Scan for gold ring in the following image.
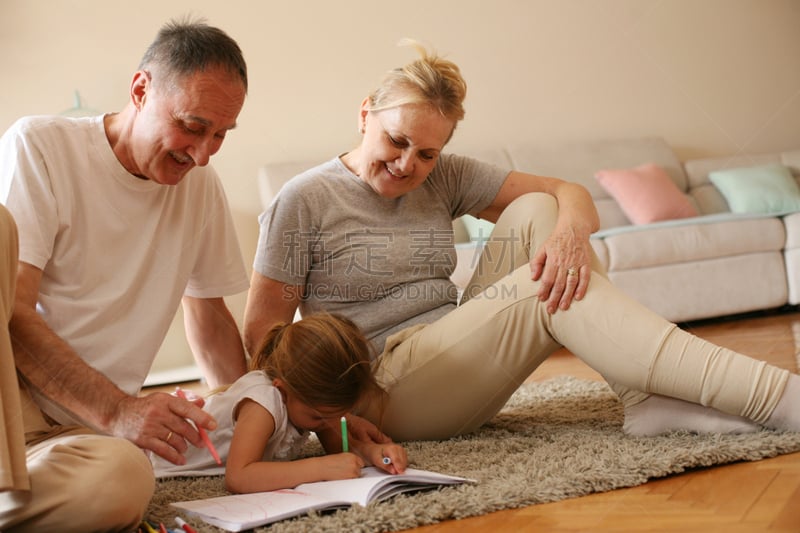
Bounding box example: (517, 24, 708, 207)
(567, 267, 578, 277)
(165, 431, 173, 441)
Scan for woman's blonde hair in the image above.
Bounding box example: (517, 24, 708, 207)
(250, 313, 380, 410)
(368, 39, 467, 126)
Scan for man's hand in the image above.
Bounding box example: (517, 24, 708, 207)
(110, 391, 217, 465)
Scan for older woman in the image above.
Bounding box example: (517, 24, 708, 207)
(244, 41, 798, 442)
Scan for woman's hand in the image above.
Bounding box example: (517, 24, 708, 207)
(345, 413, 392, 444)
(358, 442, 408, 475)
(530, 222, 593, 313)
(477, 172, 600, 315)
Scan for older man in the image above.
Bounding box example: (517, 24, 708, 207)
(0, 19, 249, 531)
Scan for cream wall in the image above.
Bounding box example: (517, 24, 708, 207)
(2, 0, 799, 374)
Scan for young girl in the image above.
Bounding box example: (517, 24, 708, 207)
(152, 313, 407, 493)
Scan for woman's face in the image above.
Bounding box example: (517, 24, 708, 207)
(348, 102, 455, 199)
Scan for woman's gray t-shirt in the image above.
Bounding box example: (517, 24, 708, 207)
(253, 153, 508, 352)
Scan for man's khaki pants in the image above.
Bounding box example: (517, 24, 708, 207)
(0, 205, 154, 532)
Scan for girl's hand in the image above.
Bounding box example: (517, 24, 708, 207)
(361, 442, 408, 474)
(318, 453, 365, 481)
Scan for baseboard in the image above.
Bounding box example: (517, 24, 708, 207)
(143, 365, 204, 387)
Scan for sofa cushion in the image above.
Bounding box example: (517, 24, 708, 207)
(595, 163, 698, 224)
(599, 215, 785, 271)
(608, 252, 788, 323)
(709, 164, 800, 214)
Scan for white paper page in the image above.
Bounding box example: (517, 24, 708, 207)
(170, 467, 474, 531)
(172, 489, 348, 532)
(296, 467, 472, 505)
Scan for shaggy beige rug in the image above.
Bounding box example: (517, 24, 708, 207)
(146, 376, 800, 532)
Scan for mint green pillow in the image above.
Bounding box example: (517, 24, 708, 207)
(709, 164, 800, 214)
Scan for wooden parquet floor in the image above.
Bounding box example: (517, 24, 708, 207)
(410, 309, 800, 532)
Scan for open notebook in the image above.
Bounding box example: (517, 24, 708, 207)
(172, 466, 475, 531)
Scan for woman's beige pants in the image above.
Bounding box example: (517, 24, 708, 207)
(0, 205, 154, 532)
(370, 193, 789, 441)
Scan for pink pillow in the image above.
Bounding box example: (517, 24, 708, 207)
(595, 163, 698, 224)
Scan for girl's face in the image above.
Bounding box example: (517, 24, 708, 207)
(282, 388, 349, 433)
(344, 101, 455, 199)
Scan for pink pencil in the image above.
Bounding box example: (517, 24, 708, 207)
(175, 387, 222, 465)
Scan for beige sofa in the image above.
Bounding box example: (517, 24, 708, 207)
(258, 137, 800, 324)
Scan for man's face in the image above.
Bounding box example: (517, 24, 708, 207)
(128, 67, 246, 185)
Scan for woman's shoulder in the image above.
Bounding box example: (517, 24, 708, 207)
(428, 152, 510, 193)
(271, 156, 371, 211)
(431, 152, 507, 177)
(281, 157, 347, 190)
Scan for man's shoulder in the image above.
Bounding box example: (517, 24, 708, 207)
(178, 162, 227, 193)
(2, 115, 105, 157)
(5, 114, 99, 137)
